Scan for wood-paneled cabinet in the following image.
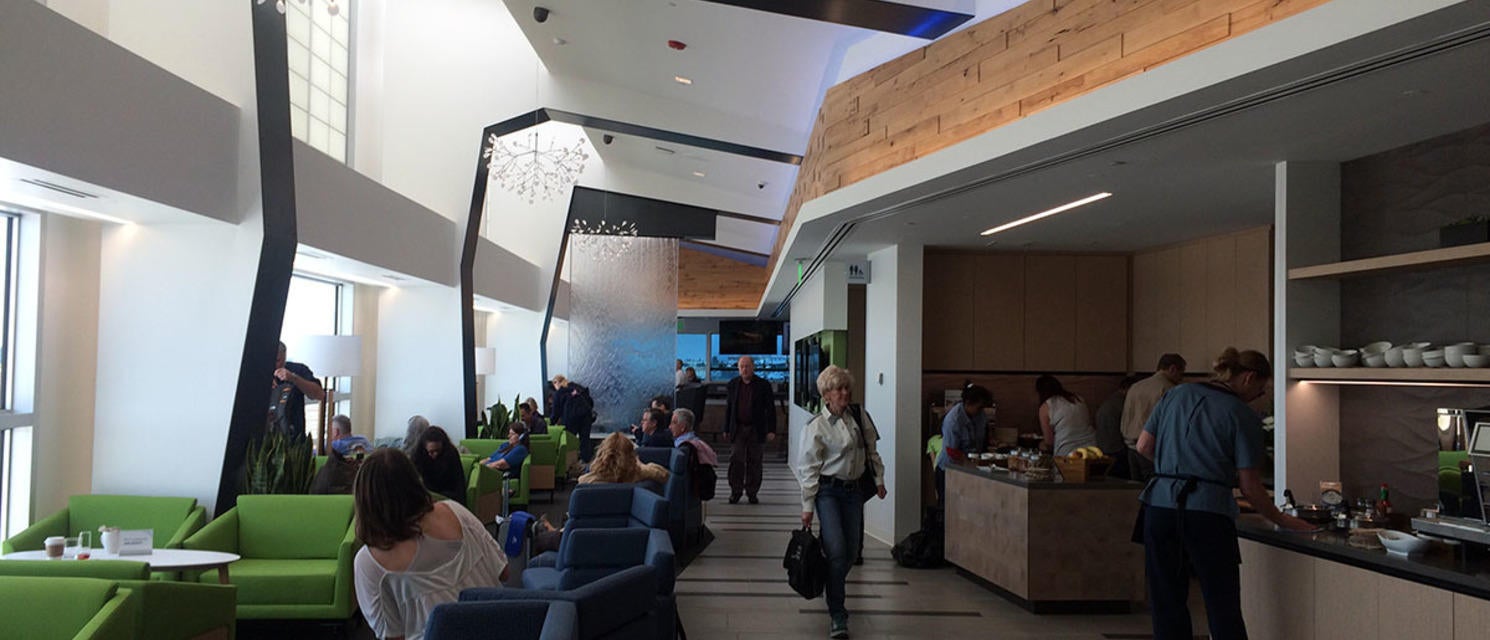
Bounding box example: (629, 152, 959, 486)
(923, 251, 1129, 372)
(1131, 226, 1272, 372)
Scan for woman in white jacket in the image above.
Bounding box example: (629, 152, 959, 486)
(795, 365, 887, 640)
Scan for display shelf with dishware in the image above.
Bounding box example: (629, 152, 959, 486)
(1285, 241, 1490, 280)
(1288, 341, 1490, 384)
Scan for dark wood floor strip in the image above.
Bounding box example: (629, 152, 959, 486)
(797, 609, 982, 617)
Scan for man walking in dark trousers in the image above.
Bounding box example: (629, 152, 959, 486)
(724, 356, 776, 504)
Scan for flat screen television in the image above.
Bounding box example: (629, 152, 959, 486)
(718, 321, 781, 355)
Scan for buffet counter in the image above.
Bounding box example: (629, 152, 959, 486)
(943, 464, 1145, 613)
(1235, 515, 1490, 639)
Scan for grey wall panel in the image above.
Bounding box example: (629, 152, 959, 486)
(0, 1, 239, 222)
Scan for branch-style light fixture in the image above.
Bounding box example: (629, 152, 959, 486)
(486, 131, 591, 205)
(569, 218, 639, 262)
(257, 0, 342, 16)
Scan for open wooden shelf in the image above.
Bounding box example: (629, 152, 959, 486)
(1287, 242, 1490, 280)
(1289, 367, 1490, 384)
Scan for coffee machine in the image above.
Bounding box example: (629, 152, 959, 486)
(1414, 407, 1490, 545)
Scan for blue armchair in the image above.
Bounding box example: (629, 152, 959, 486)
(426, 600, 578, 640)
(530, 485, 668, 570)
(462, 566, 657, 640)
(636, 447, 700, 548)
(521, 528, 675, 640)
(568, 484, 668, 530)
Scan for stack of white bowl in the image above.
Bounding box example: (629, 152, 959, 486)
(1297, 342, 1490, 368)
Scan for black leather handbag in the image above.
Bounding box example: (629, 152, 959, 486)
(784, 527, 829, 599)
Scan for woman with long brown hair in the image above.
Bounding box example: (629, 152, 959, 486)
(579, 432, 670, 485)
(1135, 348, 1314, 640)
(353, 448, 507, 640)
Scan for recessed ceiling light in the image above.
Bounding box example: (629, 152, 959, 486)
(979, 192, 1112, 237)
(692, 171, 706, 177)
(674, 76, 693, 85)
(552, 37, 567, 46)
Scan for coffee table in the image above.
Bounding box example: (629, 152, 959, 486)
(1, 548, 242, 584)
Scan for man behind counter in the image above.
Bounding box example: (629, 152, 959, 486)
(934, 384, 994, 507)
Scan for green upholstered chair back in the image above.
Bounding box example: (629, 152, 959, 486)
(529, 439, 558, 466)
(0, 576, 120, 639)
(459, 453, 480, 483)
(461, 439, 505, 459)
(0, 559, 149, 581)
(236, 494, 354, 559)
(68, 495, 198, 541)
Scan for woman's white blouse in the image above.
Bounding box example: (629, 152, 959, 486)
(794, 406, 886, 512)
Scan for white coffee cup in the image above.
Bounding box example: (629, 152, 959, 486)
(44, 536, 65, 559)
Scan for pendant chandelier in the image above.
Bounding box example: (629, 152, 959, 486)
(569, 218, 639, 263)
(257, 0, 342, 16)
(485, 130, 590, 205)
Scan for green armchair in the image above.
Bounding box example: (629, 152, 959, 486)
(462, 439, 531, 518)
(183, 494, 357, 620)
(0, 576, 138, 640)
(3, 495, 205, 555)
(0, 560, 236, 640)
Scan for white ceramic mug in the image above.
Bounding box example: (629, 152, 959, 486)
(101, 530, 121, 555)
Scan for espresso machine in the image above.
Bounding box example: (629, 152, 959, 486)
(1414, 407, 1490, 545)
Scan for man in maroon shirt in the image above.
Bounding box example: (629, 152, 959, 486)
(723, 356, 777, 504)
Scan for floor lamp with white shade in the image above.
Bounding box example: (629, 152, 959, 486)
(296, 334, 362, 454)
(474, 347, 496, 416)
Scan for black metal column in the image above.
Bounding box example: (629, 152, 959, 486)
(214, 0, 300, 515)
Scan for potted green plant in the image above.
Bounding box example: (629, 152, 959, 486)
(1440, 215, 1490, 248)
(241, 426, 316, 495)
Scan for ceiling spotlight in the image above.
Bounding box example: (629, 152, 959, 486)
(979, 192, 1112, 237)
(534, 6, 550, 23)
(673, 76, 693, 85)
(692, 171, 706, 177)
(602, 134, 614, 145)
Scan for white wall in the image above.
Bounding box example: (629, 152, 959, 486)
(373, 286, 466, 440)
(786, 263, 848, 465)
(863, 244, 923, 544)
(31, 215, 102, 515)
(77, 0, 264, 514)
(485, 308, 547, 413)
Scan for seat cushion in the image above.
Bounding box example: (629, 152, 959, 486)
(521, 567, 562, 591)
(69, 495, 197, 541)
(236, 495, 353, 559)
(204, 558, 338, 606)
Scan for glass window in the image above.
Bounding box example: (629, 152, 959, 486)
(282, 274, 353, 444)
(0, 212, 28, 539)
(286, 0, 352, 162)
(0, 426, 31, 539)
(709, 334, 789, 383)
(0, 214, 16, 411)
(676, 334, 708, 382)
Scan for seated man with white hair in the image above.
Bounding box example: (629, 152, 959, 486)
(669, 408, 719, 500)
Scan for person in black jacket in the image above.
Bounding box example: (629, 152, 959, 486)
(412, 426, 466, 504)
(723, 356, 777, 504)
(552, 375, 597, 462)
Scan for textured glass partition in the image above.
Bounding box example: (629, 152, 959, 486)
(568, 235, 677, 434)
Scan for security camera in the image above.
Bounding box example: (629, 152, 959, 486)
(602, 134, 614, 145)
(757, 181, 767, 190)
(534, 6, 550, 23)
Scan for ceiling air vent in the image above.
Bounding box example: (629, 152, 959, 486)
(654, 146, 676, 155)
(20, 178, 99, 199)
(382, 274, 407, 282)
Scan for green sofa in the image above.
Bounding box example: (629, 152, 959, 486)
(0, 576, 138, 640)
(183, 494, 358, 621)
(3, 495, 205, 555)
(0, 560, 236, 640)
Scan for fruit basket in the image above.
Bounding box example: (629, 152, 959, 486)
(1054, 447, 1113, 482)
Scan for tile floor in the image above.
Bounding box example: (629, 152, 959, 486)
(679, 464, 1159, 640)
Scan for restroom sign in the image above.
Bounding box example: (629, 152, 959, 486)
(847, 261, 871, 285)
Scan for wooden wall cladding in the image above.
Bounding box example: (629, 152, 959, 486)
(923, 250, 1129, 372)
(1130, 226, 1272, 372)
(677, 248, 770, 310)
(770, 0, 1330, 274)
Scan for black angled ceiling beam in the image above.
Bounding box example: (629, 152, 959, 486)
(699, 0, 973, 39)
(487, 108, 802, 165)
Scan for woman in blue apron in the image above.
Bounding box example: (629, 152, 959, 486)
(1134, 347, 1315, 640)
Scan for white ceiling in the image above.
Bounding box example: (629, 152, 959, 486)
(751, 0, 1490, 319)
(502, 0, 1026, 262)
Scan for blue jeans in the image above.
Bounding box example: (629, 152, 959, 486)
(815, 482, 863, 620)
